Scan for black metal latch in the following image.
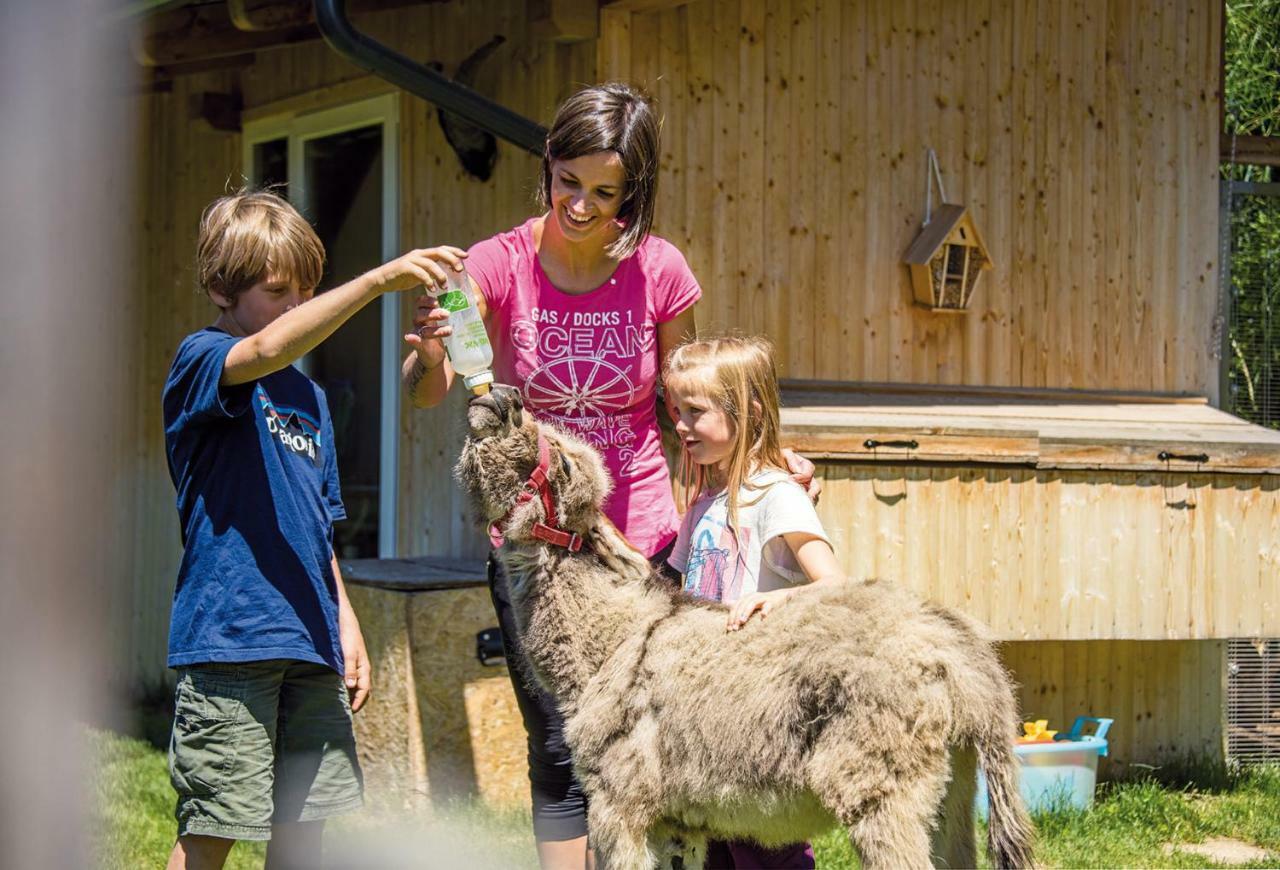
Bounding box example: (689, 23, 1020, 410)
(1157, 451, 1210, 464)
(864, 438, 920, 451)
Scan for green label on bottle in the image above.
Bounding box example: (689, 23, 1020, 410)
(438, 290, 469, 313)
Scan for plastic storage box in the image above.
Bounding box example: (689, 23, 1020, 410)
(977, 716, 1113, 818)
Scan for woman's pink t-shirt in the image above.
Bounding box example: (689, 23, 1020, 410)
(466, 218, 701, 557)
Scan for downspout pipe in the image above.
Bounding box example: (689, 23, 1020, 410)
(313, 0, 547, 155)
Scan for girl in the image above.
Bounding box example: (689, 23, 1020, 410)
(666, 335, 845, 869)
(401, 84, 819, 870)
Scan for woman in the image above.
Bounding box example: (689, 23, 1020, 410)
(402, 82, 814, 870)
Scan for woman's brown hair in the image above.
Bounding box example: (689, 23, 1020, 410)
(538, 82, 660, 260)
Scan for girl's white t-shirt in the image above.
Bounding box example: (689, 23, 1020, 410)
(667, 470, 830, 604)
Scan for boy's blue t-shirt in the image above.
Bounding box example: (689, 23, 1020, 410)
(162, 327, 347, 672)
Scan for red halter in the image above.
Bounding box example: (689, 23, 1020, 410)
(487, 432, 584, 552)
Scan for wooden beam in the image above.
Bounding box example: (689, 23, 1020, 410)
(240, 74, 395, 125)
(135, 3, 317, 66)
(227, 0, 314, 31)
(529, 0, 598, 43)
(135, 0, 432, 66)
(153, 52, 257, 80)
(225, 0, 428, 32)
(1221, 133, 1280, 167)
(779, 378, 1209, 406)
(598, 0, 687, 12)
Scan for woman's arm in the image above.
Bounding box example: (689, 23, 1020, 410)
(656, 304, 697, 420)
(401, 277, 490, 408)
(656, 305, 698, 371)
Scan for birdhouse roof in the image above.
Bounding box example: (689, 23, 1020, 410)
(903, 204, 990, 265)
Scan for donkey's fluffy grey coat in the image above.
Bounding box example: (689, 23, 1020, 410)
(456, 387, 1034, 869)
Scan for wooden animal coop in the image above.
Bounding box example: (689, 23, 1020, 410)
(903, 204, 993, 312)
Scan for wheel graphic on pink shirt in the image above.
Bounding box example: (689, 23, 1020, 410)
(522, 357, 637, 417)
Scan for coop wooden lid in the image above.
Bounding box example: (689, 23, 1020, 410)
(338, 556, 488, 592)
(780, 380, 1280, 475)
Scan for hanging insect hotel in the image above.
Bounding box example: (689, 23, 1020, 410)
(903, 150, 993, 312)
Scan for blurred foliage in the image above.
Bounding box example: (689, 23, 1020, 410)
(1223, 1, 1280, 427)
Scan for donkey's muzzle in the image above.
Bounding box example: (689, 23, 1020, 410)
(467, 384, 523, 435)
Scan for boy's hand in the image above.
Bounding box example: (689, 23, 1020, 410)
(371, 246, 467, 295)
(339, 607, 372, 713)
(782, 448, 822, 503)
(727, 588, 798, 631)
(402, 293, 453, 370)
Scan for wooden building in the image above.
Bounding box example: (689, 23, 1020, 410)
(118, 0, 1280, 811)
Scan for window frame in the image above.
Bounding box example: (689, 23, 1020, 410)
(243, 93, 401, 558)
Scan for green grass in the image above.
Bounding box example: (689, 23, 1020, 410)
(90, 729, 266, 869)
(91, 728, 1280, 869)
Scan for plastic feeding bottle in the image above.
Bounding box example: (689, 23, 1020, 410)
(437, 265, 495, 394)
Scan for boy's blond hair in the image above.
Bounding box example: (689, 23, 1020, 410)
(196, 189, 325, 301)
(664, 334, 788, 534)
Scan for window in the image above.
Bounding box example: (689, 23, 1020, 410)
(244, 95, 401, 558)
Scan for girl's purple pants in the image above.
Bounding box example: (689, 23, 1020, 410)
(704, 839, 817, 869)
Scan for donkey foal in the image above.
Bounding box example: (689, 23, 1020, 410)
(457, 387, 1034, 870)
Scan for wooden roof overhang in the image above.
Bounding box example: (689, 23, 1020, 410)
(780, 381, 1280, 476)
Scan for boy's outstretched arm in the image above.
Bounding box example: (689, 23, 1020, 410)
(331, 554, 371, 713)
(221, 247, 466, 386)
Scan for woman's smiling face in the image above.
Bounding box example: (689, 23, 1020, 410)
(548, 151, 627, 246)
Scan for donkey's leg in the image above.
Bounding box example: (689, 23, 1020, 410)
(930, 745, 978, 869)
(588, 797, 653, 870)
(647, 829, 707, 870)
(850, 770, 948, 870)
(810, 750, 948, 870)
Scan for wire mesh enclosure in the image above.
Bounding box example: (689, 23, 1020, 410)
(1226, 638, 1280, 764)
(1223, 181, 1280, 429)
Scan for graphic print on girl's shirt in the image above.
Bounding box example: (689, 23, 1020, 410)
(684, 515, 751, 603)
(668, 472, 832, 605)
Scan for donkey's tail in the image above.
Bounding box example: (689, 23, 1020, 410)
(976, 723, 1035, 869)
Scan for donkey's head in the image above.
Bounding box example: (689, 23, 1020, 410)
(455, 385, 612, 549)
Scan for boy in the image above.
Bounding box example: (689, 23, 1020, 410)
(162, 190, 465, 869)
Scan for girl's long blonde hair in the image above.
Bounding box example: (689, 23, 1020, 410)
(664, 335, 788, 534)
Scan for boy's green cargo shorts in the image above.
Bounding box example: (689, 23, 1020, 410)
(168, 659, 364, 841)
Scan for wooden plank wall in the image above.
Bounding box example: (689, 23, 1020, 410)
(125, 0, 1230, 692)
(1002, 640, 1226, 770)
(128, 81, 241, 694)
(598, 0, 1222, 397)
(126, 1, 593, 692)
(814, 464, 1280, 640)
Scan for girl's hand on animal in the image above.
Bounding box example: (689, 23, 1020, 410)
(372, 246, 467, 295)
(403, 293, 452, 369)
(727, 588, 797, 631)
(782, 448, 822, 503)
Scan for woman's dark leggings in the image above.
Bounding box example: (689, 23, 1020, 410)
(487, 541, 678, 842)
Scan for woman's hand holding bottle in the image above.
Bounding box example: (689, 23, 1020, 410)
(403, 292, 452, 370)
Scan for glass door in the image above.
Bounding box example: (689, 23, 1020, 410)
(244, 94, 400, 558)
